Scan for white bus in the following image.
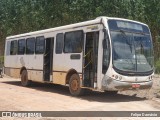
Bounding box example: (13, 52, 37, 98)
(4, 17, 154, 96)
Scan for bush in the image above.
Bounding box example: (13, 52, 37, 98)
(0, 56, 4, 68)
(155, 60, 160, 74)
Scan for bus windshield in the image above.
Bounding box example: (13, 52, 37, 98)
(108, 20, 154, 74)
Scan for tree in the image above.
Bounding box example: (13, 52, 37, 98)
(0, 0, 160, 60)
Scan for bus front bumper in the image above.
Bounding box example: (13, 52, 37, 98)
(102, 77, 153, 91)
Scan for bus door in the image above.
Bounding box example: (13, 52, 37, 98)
(83, 32, 99, 87)
(43, 37, 54, 81)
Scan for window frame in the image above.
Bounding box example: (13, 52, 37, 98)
(56, 33, 64, 54)
(64, 30, 83, 53)
(10, 40, 18, 55)
(18, 39, 26, 55)
(35, 36, 45, 54)
(26, 37, 36, 55)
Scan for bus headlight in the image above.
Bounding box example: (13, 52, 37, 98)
(112, 75, 122, 80)
(115, 75, 118, 79)
(119, 76, 122, 80)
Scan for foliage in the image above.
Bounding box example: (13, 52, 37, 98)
(155, 60, 160, 74)
(0, 56, 4, 67)
(0, 0, 160, 60)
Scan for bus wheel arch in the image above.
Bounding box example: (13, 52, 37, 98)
(20, 67, 26, 75)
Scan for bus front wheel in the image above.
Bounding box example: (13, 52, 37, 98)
(21, 70, 31, 86)
(69, 74, 84, 96)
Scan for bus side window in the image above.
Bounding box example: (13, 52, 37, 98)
(10, 40, 17, 55)
(26, 37, 35, 54)
(36, 36, 45, 54)
(64, 31, 83, 53)
(18, 39, 25, 55)
(56, 33, 64, 54)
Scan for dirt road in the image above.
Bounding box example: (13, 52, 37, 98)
(0, 76, 160, 120)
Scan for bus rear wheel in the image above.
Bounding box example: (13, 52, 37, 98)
(21, 70, 31, 86)
(69, 74, 84, 96)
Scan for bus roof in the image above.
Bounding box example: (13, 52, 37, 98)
(6, 17, 148, 40)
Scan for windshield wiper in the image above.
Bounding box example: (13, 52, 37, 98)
(119, 29, 133, 53)
(118, 29, 135, 65)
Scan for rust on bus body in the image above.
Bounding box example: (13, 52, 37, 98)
(5, 68, 20, 78)
(27, 70, 43, 82)
(53, 72, 66, 85)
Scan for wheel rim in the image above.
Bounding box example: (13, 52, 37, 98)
(71, 79, 79, 91)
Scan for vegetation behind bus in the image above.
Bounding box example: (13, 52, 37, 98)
(0, 56, 4, 68)
(0, 0, 160, 72)
(155, 60, 160, 74)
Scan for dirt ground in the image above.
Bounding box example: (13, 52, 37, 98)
(0, 75, 160, 120)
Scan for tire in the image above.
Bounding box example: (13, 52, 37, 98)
(69, 74, 84, 96)
(21, 70, 31, 86)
